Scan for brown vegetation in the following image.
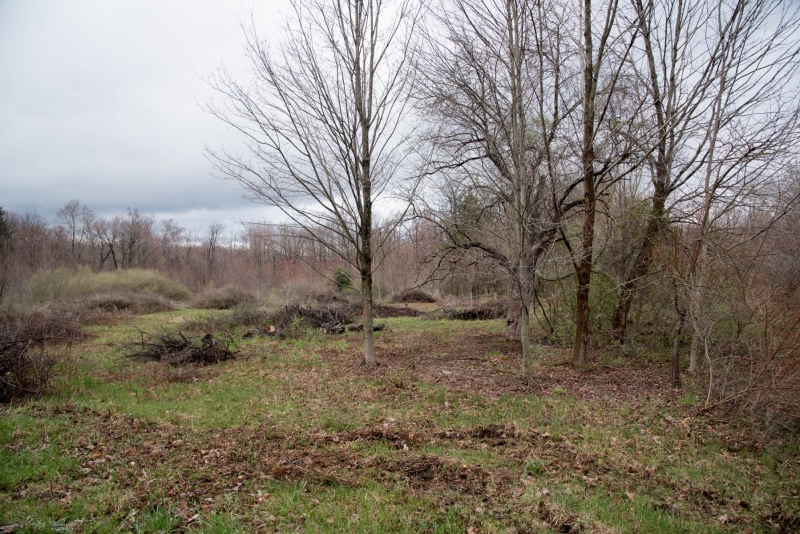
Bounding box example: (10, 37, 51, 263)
(0, 308, 84, 402)
(125, 328, 236, 366)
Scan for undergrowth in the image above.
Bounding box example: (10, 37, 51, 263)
(0, 310, 797, 533)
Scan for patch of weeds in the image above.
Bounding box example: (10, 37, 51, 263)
(134, 506, 181, 533)
(681, 392, 698, 406)
(524, 458, 549, 476)
(191, 514, 243, 533)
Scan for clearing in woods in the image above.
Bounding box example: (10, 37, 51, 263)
(1, 309, 798, 533)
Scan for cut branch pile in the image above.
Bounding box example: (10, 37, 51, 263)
(442, 302, 506, 321)
(267, 303, 358, 330)
(125, 328, 236, 366)
(318, 322, 385, 335)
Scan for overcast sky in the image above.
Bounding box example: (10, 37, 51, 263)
(0, 0, 290, 235)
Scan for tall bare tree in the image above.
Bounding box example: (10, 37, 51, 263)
(414, 0, 579, 380)
(570, 0, 642, 367)
(206, 0, 419, 367)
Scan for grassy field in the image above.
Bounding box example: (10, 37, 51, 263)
(1, 309, 798, 533)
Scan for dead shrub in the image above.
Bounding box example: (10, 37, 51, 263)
(125, 327, 236, 366)
(192, 286, 258, 310)
(391, 289, 437, 304)
(47, 292, 178, 326)
(267, 302, 360, 330)
(0, 308, 84, 402)
(229, 304, 271, 328)
(441, 301, 506, 321)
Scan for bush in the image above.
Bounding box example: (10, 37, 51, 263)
(333, 267, 353, 292)
(392, 289, 437, 304)
(29, 267, 190, 303)
(192, 286, 258, 310)
(0, 308, 83, 403)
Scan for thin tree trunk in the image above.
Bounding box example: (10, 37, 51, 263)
(361, 270, 376, 367)
(671, 310, 684, 388)
(506, 283, 522, 340)
(612, 181, 668, 341)
(573, 0, 597, 369)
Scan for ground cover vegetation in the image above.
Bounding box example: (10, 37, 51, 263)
(1, 306, 798, 532)
(3, 0, 800, 529)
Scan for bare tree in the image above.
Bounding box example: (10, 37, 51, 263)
(203, 221, 226, 285)
(55, 199, 94, 263)
(569, 0, 643, 367)
(414, 0, 582, 380)
(206, 0, 419, 367)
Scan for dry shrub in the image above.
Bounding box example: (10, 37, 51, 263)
(441, 301, 506, 321)
(391, 289, 437, 304)
(699, 286, 800, 434)
(181, 305, 271, 336)
(29, 266, 190, 303)
(267, 302, 359, 330)
(192, 286, 258, 310)
(48, 291, 178, 325)
(125, 327, 236, 366)
(0, 308, 84, 402)
(229, 304, 271, 327)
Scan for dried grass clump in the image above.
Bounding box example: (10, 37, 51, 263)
(144, 361, 202, 383)
(391, 289, 437, 304)
(191, 286, 258, 310)
(0, 308, 83, 402)
(29, 266, 190, 303)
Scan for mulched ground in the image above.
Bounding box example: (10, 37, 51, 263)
(13, 401, 779, 533)
(324, 330, 679, 408)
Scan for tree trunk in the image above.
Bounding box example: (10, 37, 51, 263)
(505, 287, 522, 340)
(572, 0, 596, 369)
(671, 311, 684, 388)
(612, 181, 668, 341)
(520, 289, 533, 382)
(361, 270, 376, 368)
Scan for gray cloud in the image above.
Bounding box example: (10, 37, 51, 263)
(0, 0, 288, 232)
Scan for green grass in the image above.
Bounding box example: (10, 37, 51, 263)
(1, 310, 798, 532)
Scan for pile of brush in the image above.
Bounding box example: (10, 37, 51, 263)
(125, 328, 236, 366)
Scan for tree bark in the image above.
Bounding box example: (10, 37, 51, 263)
(505, 285, 522, 340)
(572, 0, 597, 369)
(671, 309, 684, 388)
(361, 269, 377, 367)
(612, 180, 668, 341)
